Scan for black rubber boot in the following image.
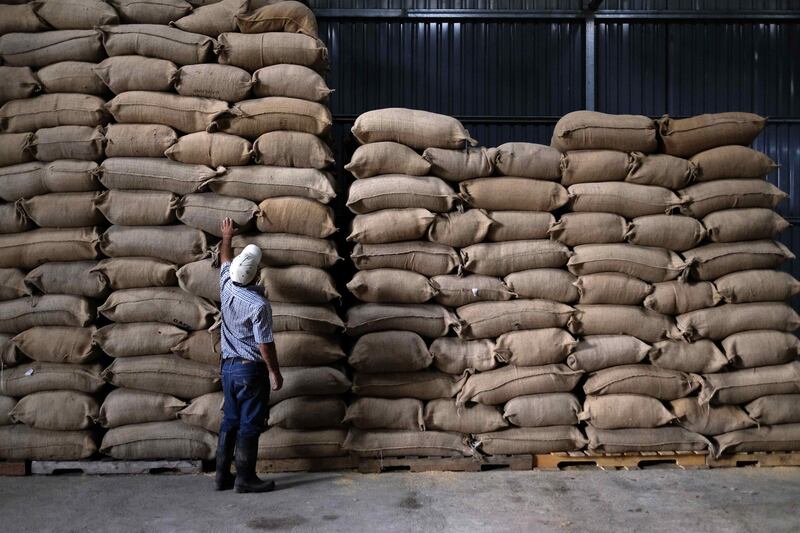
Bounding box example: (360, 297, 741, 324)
(215, 430, 236, 491)
(234, 436, 275, 494)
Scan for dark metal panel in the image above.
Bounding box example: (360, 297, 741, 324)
(758, 123, 800, 218)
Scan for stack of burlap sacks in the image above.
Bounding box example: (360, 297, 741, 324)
(0, 0, 350, 462)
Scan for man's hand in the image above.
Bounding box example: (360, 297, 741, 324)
(221, 217, 238, 239)
(269, 370, 283, 391)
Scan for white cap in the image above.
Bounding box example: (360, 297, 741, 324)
(230, 244, 261, 285)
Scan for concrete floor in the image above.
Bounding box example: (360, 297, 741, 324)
(1, 468, 799, 533)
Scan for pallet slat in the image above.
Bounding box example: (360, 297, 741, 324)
(707, 452, 800, 468)
(535, 452, 708, 470)
(256, 456, 358, 473)
(30, 460, 202, 475)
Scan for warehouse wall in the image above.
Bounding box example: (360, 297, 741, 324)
(310, 0, 800, 299)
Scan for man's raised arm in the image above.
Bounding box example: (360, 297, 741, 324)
(220, 217, 236, 264)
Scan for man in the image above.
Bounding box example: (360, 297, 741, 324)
(216, 217, 283, 493)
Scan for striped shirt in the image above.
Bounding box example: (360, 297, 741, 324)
(219, 262, 274, 362)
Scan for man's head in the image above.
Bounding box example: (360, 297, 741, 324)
(230, 244, 261, 285)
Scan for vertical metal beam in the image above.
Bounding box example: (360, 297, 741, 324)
(585, 14, 596, 110)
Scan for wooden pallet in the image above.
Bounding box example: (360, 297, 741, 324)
(357, 454, 533, 473)
(0, 461, 28, 476)
(535, 451, 708, 470)
(30, 460, 202, 475)
(707, 452, 800, 468)
(256, 456, 358, 473)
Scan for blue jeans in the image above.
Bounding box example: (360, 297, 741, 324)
(220, 358, 269, 439)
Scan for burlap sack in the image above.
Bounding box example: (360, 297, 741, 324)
(658, 112, 766, 157)
(457, 364, 582, 406)
(100, 157, 220, 194)
(217, 32, 328, 73)
(583, 364, 696, 401)
(352, 370, 464, 401)
(345, 142, 430, 179)
(0, 203, 32, 234)
(504, 269, 577, 303)
(344, 429, 471, 458)
(486, 211, 553, 242)
(0, 396, 15, 426)
(493, 142, 561, 180)
(41, 160, 100, 193)
(579, 394, 675, 429)
(586, 426, 708, 453)
(0, 362, 104, 396)
(0, 295, 95, 334)
(457, 300, 574, 340)
(101, 225, 209, 266)
(176, 259, 219, 303)
(178, 392, 223, 432)
(626, 152, 696, 189)
(551, 111, 657, 152)
(211, 96, 331, 139)
(101, 421, 216, 460)
(21, 191, 103, 227)
(261, 265, 339, 304)
(343, 397, 424, 431)
(568, 182, 682, 218)
(431, 275, 513, 308)
(575, 273, 653, 305)
(566, 334, 651, 373)
(268, 396, 346, 430)
(0, 66, 39, 106)
(0, 333, 20, 368)
(10, 391, 98, 431)
(269, 303, 343, 334)
(171, 0, 246, 37)
(421, 147, 494, 182)
(102, 355, 220, 399)
(503, 393, 581, 428)
(460, 178, 569, 212)
(671, 397, 755, 436)
(349, 208, 435, 244)
(236, 1, 318, 35)
(110, 0, 192, 25)
(346, 303, 458, 338)
(92, 257, 178, 290)
(95, 322, 187, 358)
(684, 240, 794, 281)
(171, 328, 221, 366)
(700, 362, 800, 405)
(0, 30, 104, 68)
(461, 240, 571, 277)
(93, 56, 177, 94)
(723, 330, 800, 369)
(258, 427, 346, 459)
(256, 196, 335, 238)
(677, 179, 787, 218)
(230, 233, 340, 269)
(352, 241, 459, 277)
(0, 3, 47, 33)
(24, 261, 107, 299)
(352, 108, 476, 150)
(704, 208, 790, 243)
(475, 426, 588, 455)
(347, 175, 456, 214)
(643, 281, 720, 316)
(570, 305, 680, 343)
(12, 326, 97, 365)
(625, 214, 706, 252)
(253, 131, 334, 169)
(177, 193, 257, 237)
(0, 228, 100, 270)
(0, 269, 26, 301)
(494, 328, 576, 367)
(349, 331, 433, 373)
(31, 125, 105, 162)
(745, 395, 800, 426)
(428, 210, 493, 248)
(715, 424, 800, 456)
(716, 270, 800, 305)
(36, 61, 107, 95)
(268, 366, 350, 406)
(35, 0, 119, 29)
(548, 212, 626, 247)
(649, 339, 729, 374)
(175, 63, 252, 103)
(0, 426, 96, 460)
(208, 166, 336, 203)
(560, 149, 632, 186)
(348, 269, 436, 304)
(106, 92, 228, 134)
(99, 388, 186, 428)
(166, 132, 252, 167)
(95, 190, 177, 226)
(252, 64, 331, 102)
(100, 24, 215, 65)
(429, 337, 498, 375)
(1, 94, 107, 133)
(568, 243, 687, 283)
(99, 287, 218, 330)
(270, 332, 340, 367)
(691, 145, 778, 181)
(424, 399, 508, 434)
(0, 133, 33, 167)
